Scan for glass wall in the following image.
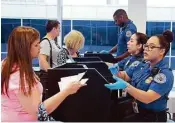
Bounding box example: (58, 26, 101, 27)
(72, 20, 118, 53)
(2, 18, 175, 68)
(1, 18, 21, 61)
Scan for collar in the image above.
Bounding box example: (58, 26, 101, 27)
(123, 19, 132, 28)
(133, 53, 143, 58)
(151, 58, 168, 69)
(130, 53, 143, 61)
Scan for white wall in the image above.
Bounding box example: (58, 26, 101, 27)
(63, 5, 127, 20)
(128, 0, 146, 33)
(147, 7, 175, 21)
(2, 3, 175, 21)
(1, 4, 57, 19)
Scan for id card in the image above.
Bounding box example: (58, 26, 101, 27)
(122, 89, 127, 97)
(132, 101, 139, 113)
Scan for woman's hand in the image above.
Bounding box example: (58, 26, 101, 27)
(64, 81, 86, 95)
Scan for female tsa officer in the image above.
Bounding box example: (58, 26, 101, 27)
(105, 30, 174, 122)
(108, 32, 148, 75)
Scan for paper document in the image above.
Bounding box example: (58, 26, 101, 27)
(80, 78, 88, 85)
(58, 72, 88, 91)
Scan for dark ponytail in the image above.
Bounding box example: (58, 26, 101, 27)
(135, 32, 148, 53)
(156, 30, 174, 56)
(163, 30, 174, 43)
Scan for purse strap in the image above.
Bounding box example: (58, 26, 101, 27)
(41, 38, 53, 68)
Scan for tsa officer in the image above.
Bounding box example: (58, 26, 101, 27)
(101, 9, 137, 62)
(108, 32, 147, 76)
(105, 30, 174, 122)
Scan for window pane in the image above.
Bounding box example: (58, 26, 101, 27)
(146, 21, 171, 56)
(172, 22, 175, 57)
(1, 18, 21, 58)
(23, 19, 47, 39)
(72, 20, 118, 53)
(23, 19, 47, 66)
(171, 57, 175, 69)
(62, 20, 71, 43)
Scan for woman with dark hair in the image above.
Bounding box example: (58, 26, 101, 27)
(1, 26, 85, 122)
(108, 32, 148, 75)
(105, 30, 174, 122)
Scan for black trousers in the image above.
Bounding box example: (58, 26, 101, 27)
(123, 107, 167, 122)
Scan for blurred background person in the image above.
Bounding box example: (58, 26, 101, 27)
(39, 20, 68, 72)
(64, 30, 85, 58)
(100, 9, 137, 62)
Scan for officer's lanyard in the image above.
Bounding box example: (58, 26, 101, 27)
(124, 57, 132, 69)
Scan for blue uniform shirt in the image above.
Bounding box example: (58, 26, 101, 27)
(118, 54, 143, 71)
(127, 59, 174, 111)
(117, 20, 137, 56)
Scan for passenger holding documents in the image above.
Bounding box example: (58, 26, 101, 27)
(105, 30, 174, 122)
(1, 26, 86, 122)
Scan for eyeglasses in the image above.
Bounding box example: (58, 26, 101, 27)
(143, 44, 162, 51)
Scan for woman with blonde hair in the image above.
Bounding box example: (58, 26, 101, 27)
(64, 30, 85, 58)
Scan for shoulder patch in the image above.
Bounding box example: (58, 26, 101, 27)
(126, 30, 132, 37)
(154, 73, 166, 84)
(130, 61, 140, 67)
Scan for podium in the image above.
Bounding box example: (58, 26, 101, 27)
(48, 68, 112, 122)
(73, 57, 102, 62)
(58, 62, 112, 80)
(37, 58, 129, 122)
(84, 53, 116, 63)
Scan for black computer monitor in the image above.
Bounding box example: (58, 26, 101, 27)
(84, 53, 116, 63)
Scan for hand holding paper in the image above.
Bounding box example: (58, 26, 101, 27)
(58, 72, 88, 92)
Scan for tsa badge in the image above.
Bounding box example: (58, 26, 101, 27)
(132, 101, 139, 113)
(126, 30, 132, 37)
(154, 73, 166, 84)
(145, 76, 153, 84)
(130, 61, 140, 67)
